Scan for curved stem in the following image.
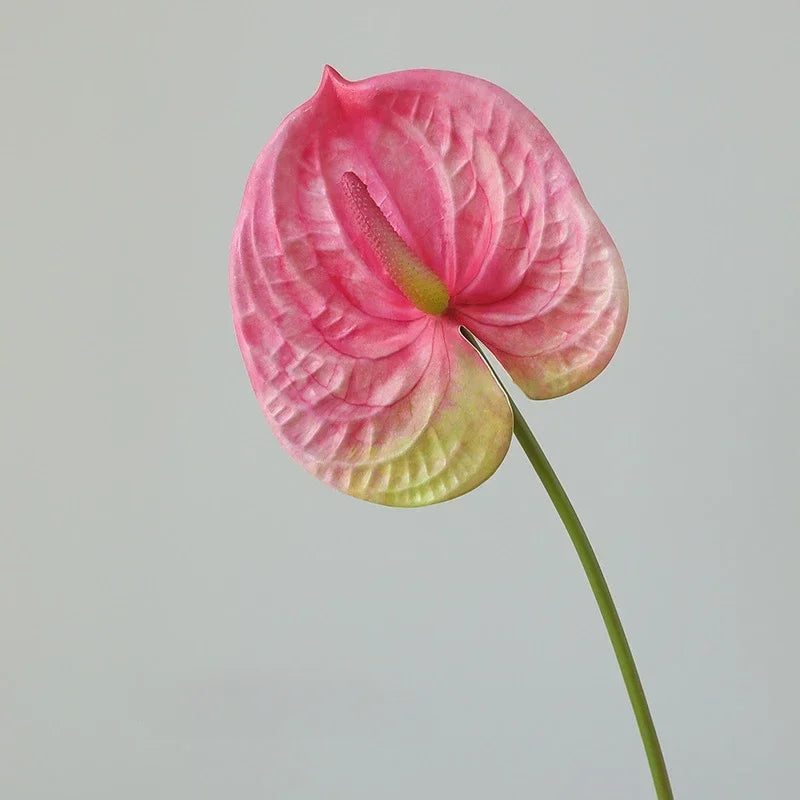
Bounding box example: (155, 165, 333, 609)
(462, 329, 673, 799)
(511, 397, 674, 799)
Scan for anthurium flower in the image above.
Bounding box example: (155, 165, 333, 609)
(230, 67, 627, 506)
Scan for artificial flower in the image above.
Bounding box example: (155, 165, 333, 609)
(230, 67, 627, 506)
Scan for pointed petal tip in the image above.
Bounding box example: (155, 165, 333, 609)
(318, 64, 349, 93)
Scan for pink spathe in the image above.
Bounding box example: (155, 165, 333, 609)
(230, 67, 628, 506)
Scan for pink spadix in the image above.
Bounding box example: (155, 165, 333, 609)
(230, 67, 627, 506)
(340, 171, 450, 316)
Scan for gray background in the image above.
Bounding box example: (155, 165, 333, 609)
(2, 1, 798, 797)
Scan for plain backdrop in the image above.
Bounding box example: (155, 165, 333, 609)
(2, 1, 798, 798)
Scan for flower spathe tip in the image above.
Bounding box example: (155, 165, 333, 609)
(317, 64, 350, 96)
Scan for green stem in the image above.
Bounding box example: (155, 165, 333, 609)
(462, 329, 673, 799)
